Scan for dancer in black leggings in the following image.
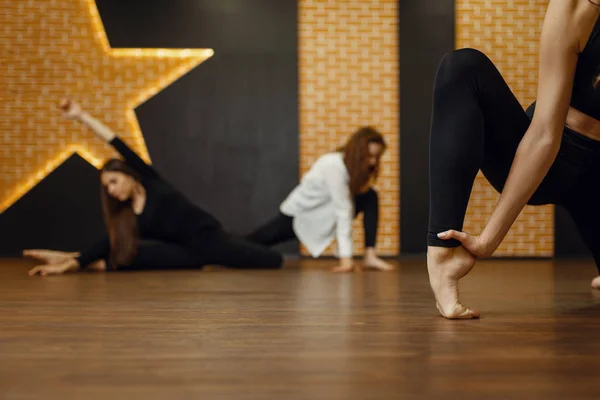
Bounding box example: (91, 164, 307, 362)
(247, 127, 393, 273)
(427, 0, 600, 319)
(26, 99, 283, 276)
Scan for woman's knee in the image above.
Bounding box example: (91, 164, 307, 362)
(435, 48, 492, 86)
(354, 188, 378, 215)
(364, 188, 378, 204)
(357, 187, 378, 202)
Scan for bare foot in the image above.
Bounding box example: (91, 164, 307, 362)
(332, 265, 355, 273)
(23, 249, 78, 264)
(363, 247, 394, 271)
(427, 246, 480, 319)
(363, 255, 394, 271)
(592, 276, 600, 290)
(88, 260, 107, 272)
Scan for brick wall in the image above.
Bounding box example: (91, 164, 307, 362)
(456, 0, 553, 256)
(298, 0, 399, 256)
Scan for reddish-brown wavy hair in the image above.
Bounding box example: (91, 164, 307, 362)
(338, 126, 387, 196)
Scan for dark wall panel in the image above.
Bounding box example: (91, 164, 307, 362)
(399, 0, 455, 254)
(95, 0, 299, 253)
(0, 156, 105, 256)
(96, 0, 296, 54)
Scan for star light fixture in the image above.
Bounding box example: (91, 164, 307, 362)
(0, 0, 213, 213)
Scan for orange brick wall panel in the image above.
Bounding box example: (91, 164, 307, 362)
(456, 0, 553, 257)
(298, 0, 400, 256)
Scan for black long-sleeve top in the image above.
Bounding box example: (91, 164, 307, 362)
(76, 137, 221, 268)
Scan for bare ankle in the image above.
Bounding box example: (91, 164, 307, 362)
(364, 247, 377, 258)
(427, 246, 455, 263)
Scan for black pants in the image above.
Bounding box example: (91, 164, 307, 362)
(428, 48, 600, 272)
(247, 188, 379, 249)
(110, 230, 283, 271)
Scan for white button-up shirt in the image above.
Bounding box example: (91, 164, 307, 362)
(280, 152, 353, 258)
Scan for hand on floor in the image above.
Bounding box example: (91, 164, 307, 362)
(28, 259, 79, 276)
(29, 263, 69, 276)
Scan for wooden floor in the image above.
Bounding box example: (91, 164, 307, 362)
(1, 257, 600, 400)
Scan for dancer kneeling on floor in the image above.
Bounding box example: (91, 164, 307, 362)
(246, 127, 393, 273)
(25, 99, 283, 276)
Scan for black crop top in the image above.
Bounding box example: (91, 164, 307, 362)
(570, 14, 600, 120)
(76, 137, 221, 268)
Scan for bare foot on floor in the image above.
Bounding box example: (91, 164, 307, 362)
(88, 260, 107, 272)
(363, 255, 394, 271)
(332, 265, 355, 273)
(592, 276, 600, 290)
(23, 249, 78, 264)
(427, 246, 480, 319)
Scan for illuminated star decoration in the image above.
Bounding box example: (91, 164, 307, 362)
(0, 0, 213, 212)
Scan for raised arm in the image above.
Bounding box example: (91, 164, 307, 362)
(321, 158, 355, 272)
(440, 0, 600, 255)
(58, 99, 158, 178)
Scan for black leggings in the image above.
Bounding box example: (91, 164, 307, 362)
(246, 188, 380, 249)
(102, 230, 283, 271)
(428, 48, 600, 272)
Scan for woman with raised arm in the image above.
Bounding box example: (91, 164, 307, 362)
(246, 127, 393, 273)
(427, 0, 600, 319)
(26, 99, 283, 275)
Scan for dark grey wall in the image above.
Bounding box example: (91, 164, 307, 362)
(399, 0, 455, 254)
(0, 156, 105, 256)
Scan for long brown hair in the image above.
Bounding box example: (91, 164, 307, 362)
(100, 159, 140, 267)
(338, 126, 387, 196)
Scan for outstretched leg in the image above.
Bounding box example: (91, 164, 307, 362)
(203, 231, 284, 269)
(245, 212, 296, 247)
(117, 240, 203, 271)
(354, 188, 393, 271)
(427, 48, 540, 318)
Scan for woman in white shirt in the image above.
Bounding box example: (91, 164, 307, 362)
(246, 127, 393, 272)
